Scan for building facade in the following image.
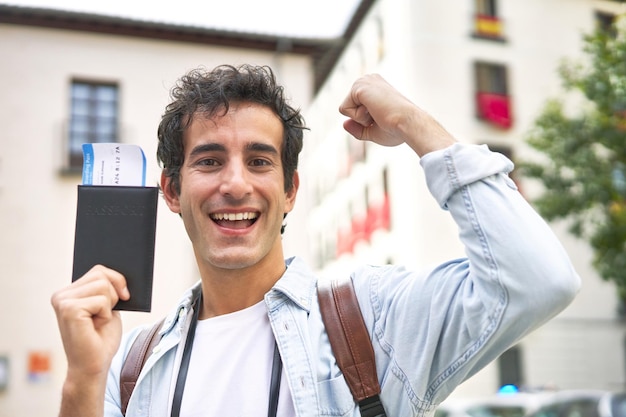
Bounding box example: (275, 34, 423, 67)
(0, 0, 625, 415)
(0, 5, 342, 415)
(304, 0, 626, 399)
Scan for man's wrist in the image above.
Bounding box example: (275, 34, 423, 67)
(399, 108, 457, 157)
(59, 373, 106, 417)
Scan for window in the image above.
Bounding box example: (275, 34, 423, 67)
(498, 345, 524, 389)
(349, 133, 366, 166)
(562, 400, 600, 417)
(365, 167, 390, 237)
(376, 16, 385, 61)
(474, 62, 512, 128)
(476, 62, 507, 96)
(335, 167, 391, 259)
(610, 393, 626, 417)
(596, 11, 617, 36)
(467, 405, 526, 417)
(476, 0, 497, 16)
(473, 0, 505, 40)
(68, 80, 119, 169)
(530, 404, 562, 417)
(488, 144, 519, 188)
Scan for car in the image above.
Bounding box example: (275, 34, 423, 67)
(524, 390, 626, 417)
(524, 390, 606, 417)
(435, 390, 555, 417)
(600, 392, 626, 417)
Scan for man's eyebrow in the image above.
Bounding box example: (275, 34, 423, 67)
(246, 142, 279, 155)
(189, 143, 226, 157)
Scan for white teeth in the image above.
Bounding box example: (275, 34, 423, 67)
(211, 212, 258, 221)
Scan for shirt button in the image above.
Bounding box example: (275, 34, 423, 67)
(152, 345, 161, 354)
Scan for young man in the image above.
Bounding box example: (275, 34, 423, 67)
(51, 64, 580, 417)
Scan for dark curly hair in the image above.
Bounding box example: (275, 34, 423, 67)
(157, 64, 307, 195)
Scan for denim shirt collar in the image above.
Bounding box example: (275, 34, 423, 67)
(267, 256, 318, 313)
(160, 256, 317, 336)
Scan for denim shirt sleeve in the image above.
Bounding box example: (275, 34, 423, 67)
(354, 143, 581, 414)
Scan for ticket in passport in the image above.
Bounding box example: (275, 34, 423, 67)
(72, 143, 157, 312)
(81, 143, 146, 186)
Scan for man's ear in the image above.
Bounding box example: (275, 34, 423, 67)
(160, 171, 181, 214)
(284, 170, 299, 213)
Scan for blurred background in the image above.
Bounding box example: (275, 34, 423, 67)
(1, 0, 625, 416)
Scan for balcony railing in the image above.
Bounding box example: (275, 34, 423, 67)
(473, 14, 505, 40)
(476, 92, 513, 129)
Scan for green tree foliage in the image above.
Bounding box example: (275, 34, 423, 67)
(520, 16, 626, 301)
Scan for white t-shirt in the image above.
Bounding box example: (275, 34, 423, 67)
(179, 300, 295, 417)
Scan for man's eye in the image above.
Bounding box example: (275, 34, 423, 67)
(251, 159, 271, 167)
(197, 158, 218, 166)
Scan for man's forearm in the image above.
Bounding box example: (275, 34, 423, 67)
(58, 373, 107, 417)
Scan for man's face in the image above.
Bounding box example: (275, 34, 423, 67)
(161, 103, 298, 273)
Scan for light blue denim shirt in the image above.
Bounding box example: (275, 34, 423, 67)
(105, 143, 580, 417)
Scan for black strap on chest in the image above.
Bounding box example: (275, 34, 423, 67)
(169, 293, 282, 417)
(121, 276, 386, 417)
(120, 294, 282, 417)
(169, 293, 201, 417)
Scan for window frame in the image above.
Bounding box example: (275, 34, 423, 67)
(474, 61, 513, 128)
(472, 0, 506, 41)
(67, 79, 120, 170)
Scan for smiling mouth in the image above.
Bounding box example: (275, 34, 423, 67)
(210, 212, 259, 229)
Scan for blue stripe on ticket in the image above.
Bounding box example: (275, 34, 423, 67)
(81, 144, 94, 185)
(141, 149, 146, 186)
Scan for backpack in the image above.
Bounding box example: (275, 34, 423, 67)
(120, 276, 387, 417)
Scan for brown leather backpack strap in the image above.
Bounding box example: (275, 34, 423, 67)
(119, 318, 164, 416)
(318, 276, 387, 417)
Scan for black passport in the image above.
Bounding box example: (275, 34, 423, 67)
(71, 185, 158, 312)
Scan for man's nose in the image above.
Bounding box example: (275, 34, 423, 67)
(219, 161, 253, 199)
